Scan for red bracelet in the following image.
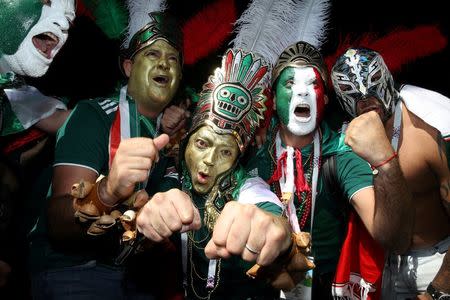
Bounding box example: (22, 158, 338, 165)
(370, 152, 398, 173)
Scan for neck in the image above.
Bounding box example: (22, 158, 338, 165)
(279, 124, 315, 149)
(137, 104, 160, 119)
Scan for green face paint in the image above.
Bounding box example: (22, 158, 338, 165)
(275, 67, 295, 125)
(0, 0, 42, 55)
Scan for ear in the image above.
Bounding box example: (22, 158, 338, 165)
(122, 59, 133, 78)
(324, 94, 329, 105)
(272, 94, 277, 110)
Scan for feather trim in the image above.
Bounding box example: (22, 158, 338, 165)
(123, 0, 167, 48)
(94, 0, 128, 39)
(182, 0, 236, 65)
(231, 0, 300, 66)
(294, 0, 331, 49)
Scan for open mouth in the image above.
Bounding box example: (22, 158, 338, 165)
(32, 32, 59, 59)
(294, 104, 311, 119)
(153, 75, 169, 85)
(197, 171, 210, 184)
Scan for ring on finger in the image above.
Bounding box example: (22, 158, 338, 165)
(245, 243, 260, 255)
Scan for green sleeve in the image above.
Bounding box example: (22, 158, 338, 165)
(54, 101, 111, 174)
(256, 201, 282, 215)
(336, 151, 373, 201)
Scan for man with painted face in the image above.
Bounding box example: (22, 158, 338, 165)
(0, 0, 75, 77)
(136, 48, 314, 299)
(28, 11, 186, 299)
(332, 47, 450, 300)
(246, 41, 413, 299)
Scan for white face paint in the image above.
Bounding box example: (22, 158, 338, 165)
(286, 67, 318, 136)
(2, 0, 75, 77)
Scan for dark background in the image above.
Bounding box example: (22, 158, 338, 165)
(29, 0, 449, 109)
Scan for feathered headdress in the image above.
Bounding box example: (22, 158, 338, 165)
(191, 48, 269, 152)
(121, 0, 182, 60)
(272, 0, 331, 85)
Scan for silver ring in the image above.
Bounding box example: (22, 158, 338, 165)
(245, 243, 260, 255)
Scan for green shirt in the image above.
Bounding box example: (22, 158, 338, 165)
(29, 90, 178, 273)
(245, 120, 373, 275)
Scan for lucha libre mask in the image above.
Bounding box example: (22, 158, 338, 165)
(331, 47, 399, 119)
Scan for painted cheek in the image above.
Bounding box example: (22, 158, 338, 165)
(313, 68, 326, 124)
(275, 87, 292, 125)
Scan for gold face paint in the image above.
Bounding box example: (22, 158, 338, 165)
(127, 39, 181, 115)
(185, 126, 239, 194)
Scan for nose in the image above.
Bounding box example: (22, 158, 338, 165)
(293, 84, 308, 97)
(203, 150, 215, 166)
(158, 57, 169, 70)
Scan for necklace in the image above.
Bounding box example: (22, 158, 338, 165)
(187, 228, 222, 299)
(268, 127, 322, 230)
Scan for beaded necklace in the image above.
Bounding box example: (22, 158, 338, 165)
(268, 126, 322, 231)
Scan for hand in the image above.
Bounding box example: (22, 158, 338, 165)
(105, 135, 169, 204)
(205, 202, 292, 266)
(161, 105, 190, 137)
(254, 126, 268, 149)
(345, 111, 395, 165)
(136, 189, 201, 241)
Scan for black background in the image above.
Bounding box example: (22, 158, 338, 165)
(28, 0, 449, 108)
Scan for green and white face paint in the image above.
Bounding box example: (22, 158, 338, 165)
(0, 0, 75, 77)
(275, 66, 324, 136)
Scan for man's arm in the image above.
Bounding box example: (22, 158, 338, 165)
(346, 111, 413, 254)
(48, 135, 170, 244)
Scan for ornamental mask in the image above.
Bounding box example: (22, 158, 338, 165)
(0, 0, 75, 77)
(331, 47, 399, 120)
(272, 42, 328, 136)
(184, 48, 269, 194)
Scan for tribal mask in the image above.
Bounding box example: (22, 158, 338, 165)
(189, 48, 269, 153)
(0, 0, 75, 77)
(331, 47, 399, 119)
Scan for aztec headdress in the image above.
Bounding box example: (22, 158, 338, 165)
(190, 49, 269, 152)
(331, 47, 399, 118)
(121, 0, 182, 61)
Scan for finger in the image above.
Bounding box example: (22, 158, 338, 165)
(137, 221, 165, 242)
(170, 190, 196, 225)
(153, 134, 170, 151)
(225, 205, 252, 256)
(243, 211, 269, 262)
(211, 202, 238, 248)
(205, 240, 231, 259)
(257, 221, 288, 266)
(159, 200, 183, 232)
(149, 209, 173, 239)
(133, 190, 150, 209)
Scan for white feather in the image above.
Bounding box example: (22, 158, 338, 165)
(293, 0, 331, 49)
(231, 0, 300, 66)
(123, 0, 167, 48)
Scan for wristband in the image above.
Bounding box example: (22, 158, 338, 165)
(427, 283, 450, 300)
(370, 152, 397, 175)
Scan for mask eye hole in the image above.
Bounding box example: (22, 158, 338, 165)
(338, 83, 353, 92)
(220, 89, 230, 98)
(371, 70, 382, 82)
(237, 96, 246, 105)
